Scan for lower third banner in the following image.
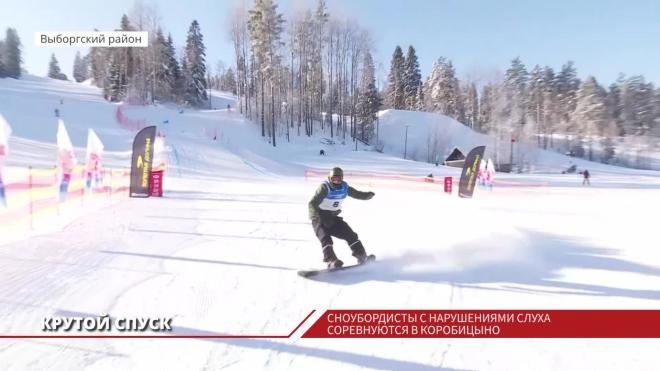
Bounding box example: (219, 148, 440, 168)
(302, 310, 660, 338)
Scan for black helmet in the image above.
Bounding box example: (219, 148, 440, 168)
(328, 167, 343, 182)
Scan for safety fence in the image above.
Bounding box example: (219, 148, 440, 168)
(304, 168, 549, 191)
(115, 104, 147, 132)
(304, 168, 451, 192)
(0, 165, 130, 234)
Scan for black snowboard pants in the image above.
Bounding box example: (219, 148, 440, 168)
(312, 216, 366, 261)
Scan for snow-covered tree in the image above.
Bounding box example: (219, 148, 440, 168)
(556, 61, 580, 132)
(152, 30, 180, 101)
(72, 51, 89, 82)
(220, 67, 238, 94)
(48, 54, 67, 80)
(541, 66, 560, 149)
(606, 76, 625, 136)
(478, 83, 495, 133)
(248, 0, 285, 145)
(183, 20, 209, 107)
(424, 57, 460, 118)
(461, 82, 479, 129)
(0, 40, 6, 78)
(356, 51, 381, 141)
(621, 75, 654, 136)
(106, 52, 125, 101)
(527, 65, 544, 139)
(403, 45, 422, 110)
(573, 76, 613, 160)
(3, 28, 22, 78)
(385, 46, 405, 109)
(504, 57, 528, 130)
(415, 83, 425, 111)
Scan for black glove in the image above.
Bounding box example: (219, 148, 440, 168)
(365, 191, 375, 200)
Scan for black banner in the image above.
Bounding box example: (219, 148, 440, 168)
(458, 145, 486, 198)
(129, 126, 156, 198)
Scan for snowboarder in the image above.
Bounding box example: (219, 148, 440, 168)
(582, 169, 591, 186)
(308, 167, 375, 268)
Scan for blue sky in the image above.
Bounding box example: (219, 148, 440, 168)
(2, 0, 659, 86)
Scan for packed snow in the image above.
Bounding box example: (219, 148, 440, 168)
(0, 76, 659, 370)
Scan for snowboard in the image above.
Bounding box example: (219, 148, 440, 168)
(298, 255, 376, 278)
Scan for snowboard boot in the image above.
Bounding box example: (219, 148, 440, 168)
(323, 245, 343, 269)
(350, 240, 371, 264)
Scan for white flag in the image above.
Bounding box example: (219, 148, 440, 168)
(86, 128, 104, 161)
(85, 129, 104, 176)
(57, 119, 74, 151)
(56, 119, 77, 173)
(0, 113, 12, 169)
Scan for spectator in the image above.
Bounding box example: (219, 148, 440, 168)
(582, 169, 591, 186)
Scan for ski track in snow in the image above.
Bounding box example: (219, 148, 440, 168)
(1, 77, 660, 370)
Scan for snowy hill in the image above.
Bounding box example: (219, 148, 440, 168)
(376, 108, 660, 176)
(1, 76, 660, 370)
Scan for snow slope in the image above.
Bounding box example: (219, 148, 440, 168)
(1, 76, 660, 370)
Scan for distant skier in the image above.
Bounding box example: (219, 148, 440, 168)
(308, 167, 375, 268)
(582, 169, 591, 186)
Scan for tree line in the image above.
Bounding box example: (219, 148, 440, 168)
(390, 52, 660, 169)
(229, 0, 381, 147)
(3, 1, 659, 168)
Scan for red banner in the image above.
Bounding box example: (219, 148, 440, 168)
(302, 310, 660, 338)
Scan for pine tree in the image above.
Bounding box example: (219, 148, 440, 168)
(462, 82, 479, 129)
(606, 76, 625, 136)
(107, 52, 125, 101)
(4, 28, 22, 78)
(621, 76, 655, 137)
(424, 57, 460, 118)
(183, 20, 209, 106)
(89, 46, 108, 88)
(541, 66, 559, 148)
(179, 56, 188, 103)
(556, 61, 580, 132)
(119, 14, 135, 86)
(385, 46, 405, 109)
(415, 84, 425, 111)
(72, 51, 89, 82)
(153, 29, 179, 102)
(478, 84, 495, 133)
(527, 65, 545, 146)
(221, 68, 238, 94)
(652, 88, 660, 138)
(48, 54, 67, 80)
(573, 76, 612, 160)
(164, 33, 181, 101)
(356, 51, 381, 141)
(504, 57, 528, 129)
(0, 40, 6, 78)
(403, 45, 421, 110)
